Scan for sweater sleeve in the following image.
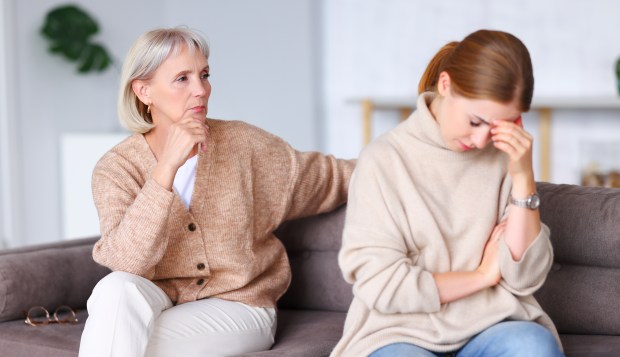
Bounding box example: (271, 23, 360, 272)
(240, 120, 355, 222)
(338, 151, 441, 314)
(91, 154, 174, 278)
(283, 149, 355, 221)
(498, 223, 553, 296)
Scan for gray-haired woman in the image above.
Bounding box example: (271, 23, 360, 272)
(78, 27, 354, 357)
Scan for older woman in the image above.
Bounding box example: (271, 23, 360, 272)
(78, 28, 354, 357)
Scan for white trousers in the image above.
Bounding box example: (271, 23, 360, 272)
(78, 272, 277, 357)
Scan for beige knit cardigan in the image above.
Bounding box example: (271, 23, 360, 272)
(91, 119, 354, 307)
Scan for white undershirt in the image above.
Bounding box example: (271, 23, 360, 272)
(173, 155, 198, 209)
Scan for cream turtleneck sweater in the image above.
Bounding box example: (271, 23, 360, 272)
(331, 93, 558, 356)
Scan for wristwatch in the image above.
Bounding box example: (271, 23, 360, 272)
(509, 192, 540, 210)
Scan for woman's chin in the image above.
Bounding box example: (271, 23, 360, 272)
(189, 113, 207, 121)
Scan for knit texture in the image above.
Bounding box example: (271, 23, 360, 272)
(91, 119, 354, 307)
(331, 93, 558, 357)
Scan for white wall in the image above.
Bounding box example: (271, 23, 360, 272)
(60, 133, 128, 239)
(323, 0, 620, 183)
(6, 0, 321, 247)
(6, 0, 620, 247)
(11, 0, 166, 247)
(0, 0, 8, 248)
(0, 0, 20, 249)
(162, 0, 322, 152)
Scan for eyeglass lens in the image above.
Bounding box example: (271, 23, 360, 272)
(54, 305, 77, 323)
(26, 306, 50, 326)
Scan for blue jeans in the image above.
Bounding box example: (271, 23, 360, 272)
(368, 321, 564, 357)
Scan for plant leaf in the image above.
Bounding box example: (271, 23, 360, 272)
(40, 4, 112, 74)
(78, 43, 112, 73)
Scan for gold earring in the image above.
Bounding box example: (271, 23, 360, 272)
(147, 105, 151, 114)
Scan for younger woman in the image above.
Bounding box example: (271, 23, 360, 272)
(331, 29, 563, 357)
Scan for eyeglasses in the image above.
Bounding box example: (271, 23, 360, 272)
(23, 305, 78, 327)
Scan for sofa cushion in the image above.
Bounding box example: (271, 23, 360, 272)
(276, 205, 353, 313)
(0, 309, 87, 357)
(0, 237, 110, 322)
(536, 182, 620, 269)
(535, 182, 620, 335)
(235, 309, 347, 357)
(560, 334, 620, 357)
(0, 308, 347, 357)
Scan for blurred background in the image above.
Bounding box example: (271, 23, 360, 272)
(2, 0, 620, 248)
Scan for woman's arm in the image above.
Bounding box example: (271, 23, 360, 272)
(433, 222, 504, 304)
(284, 150, 355, 220)
(491, 119, 554, 295)
(257, 132, 355, 221)
(491, 118, 540, 261)
(92, 160, 174, 278)
(503, 175, 540, 261)
(433, 271, 493, 304)
(93, 119, 210, 277)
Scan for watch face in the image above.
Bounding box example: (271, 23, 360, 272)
(529, 194, 540, 209)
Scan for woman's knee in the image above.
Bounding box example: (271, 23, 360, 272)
(90, 272, 147, 297)
(472, 321, 563, 356)
(88, 271, 170, 313)
(511, 322, 562, 356)
(369, 342, 436, 357)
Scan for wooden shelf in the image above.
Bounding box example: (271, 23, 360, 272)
(348, 96, 620, 111)
(349, 95, 620, 181)
(531, 96, 620, 109)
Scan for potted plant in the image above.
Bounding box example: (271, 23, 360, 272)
(616, 57, 620, 95)
(40, 4, 113, 73)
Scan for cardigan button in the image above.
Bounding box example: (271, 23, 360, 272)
(197, 263, 205, 270)
(188, 223, 197, 231)
(196, 278, 205, 285)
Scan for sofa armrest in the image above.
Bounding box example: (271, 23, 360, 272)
(0, 237, 110, 322)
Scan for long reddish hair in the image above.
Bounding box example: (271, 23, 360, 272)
(418, 30, 534, 112)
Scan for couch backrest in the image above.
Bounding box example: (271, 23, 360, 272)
(0, 237, 110, 322)
(4, 182, 618, 334)
(535, 182, 620, 335)
(277, 183, 620, 336)
(276, 205, 353, 312)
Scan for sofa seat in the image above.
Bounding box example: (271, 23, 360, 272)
(0, 309, 618, 357)
(0, 310, 87, 357)
(0, 309, 346, 357)
(236, 310, 346, 357)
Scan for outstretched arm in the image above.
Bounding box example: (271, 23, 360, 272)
(284, 149, 355, 221)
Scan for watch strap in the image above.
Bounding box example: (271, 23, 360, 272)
(509, 192, 540, 210)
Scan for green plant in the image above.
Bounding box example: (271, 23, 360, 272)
(41, 4, 113, 73)
(616, 57, 620, 95)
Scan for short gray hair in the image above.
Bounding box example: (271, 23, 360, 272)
(118, 27, 210, 133)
